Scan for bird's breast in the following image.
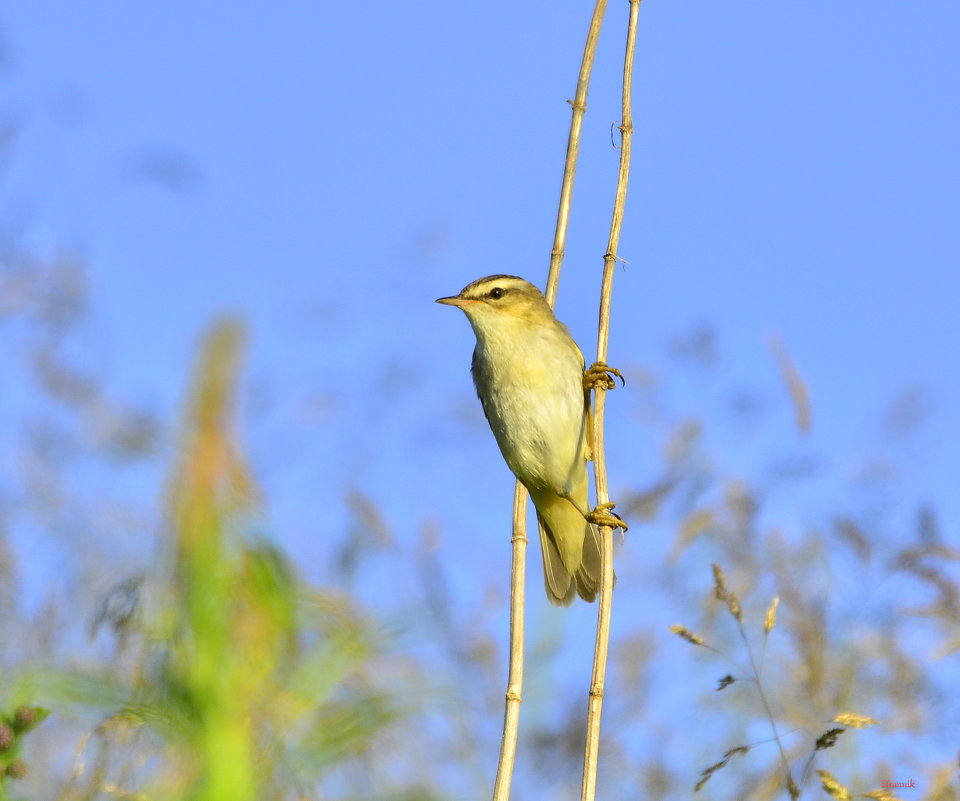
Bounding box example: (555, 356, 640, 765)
(471, 322, 586, 494)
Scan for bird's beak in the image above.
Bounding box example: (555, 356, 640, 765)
(436, 295, 474, 307)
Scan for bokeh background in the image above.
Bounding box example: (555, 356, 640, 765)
(0, 1, 958, 799)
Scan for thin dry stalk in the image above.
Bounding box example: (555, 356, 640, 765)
(581, 2, 641, 801)
(545, 0, 609, 307)
(492, 3, 610, 799)
(491, 483, 528, 801)
(736, 620, 797, 793)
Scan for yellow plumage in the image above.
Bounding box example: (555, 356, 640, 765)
(437, 274, 608, 605)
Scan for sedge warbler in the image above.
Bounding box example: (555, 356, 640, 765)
(437, 274, 618, 605)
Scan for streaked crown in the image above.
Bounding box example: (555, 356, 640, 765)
(447, 275, 553, 319)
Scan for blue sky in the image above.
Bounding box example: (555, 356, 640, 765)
(4, 0, 956, 525)
(2, 0, 958, 793)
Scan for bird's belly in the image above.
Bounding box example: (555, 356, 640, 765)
(483, 367, 585, 494)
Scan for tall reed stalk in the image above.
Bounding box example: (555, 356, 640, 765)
(581, 2, 641, 800)
(492, 2, 609, 798)
(493, 2, 641, 799)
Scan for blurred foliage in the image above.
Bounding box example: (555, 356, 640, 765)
(2, 252, 956, 800)
(4, 317, 408, 799)
(0, 705, 48, 795)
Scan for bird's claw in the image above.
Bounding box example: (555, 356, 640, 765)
(583, 362, 625, 391)
(586, 502, 628, 532)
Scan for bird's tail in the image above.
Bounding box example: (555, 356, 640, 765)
(575, 521, 602, 603)
(532, 490, 609, 606)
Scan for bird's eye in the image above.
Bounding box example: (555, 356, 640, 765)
(489, 287, 504, 299)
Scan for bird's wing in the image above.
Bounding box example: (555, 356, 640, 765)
(569, 339, 594, 464)
(537, 517, 576, 606)
(470, 347, 494, 425)
(583, 375, 595, 463)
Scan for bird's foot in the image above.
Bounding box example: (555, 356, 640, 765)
(586, 502, 628, 532)
(583, 362, 625, 391)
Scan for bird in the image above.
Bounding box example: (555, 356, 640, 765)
(437, 274, 620, 605)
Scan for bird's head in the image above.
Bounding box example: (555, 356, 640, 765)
(436, 275, 554, 332)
